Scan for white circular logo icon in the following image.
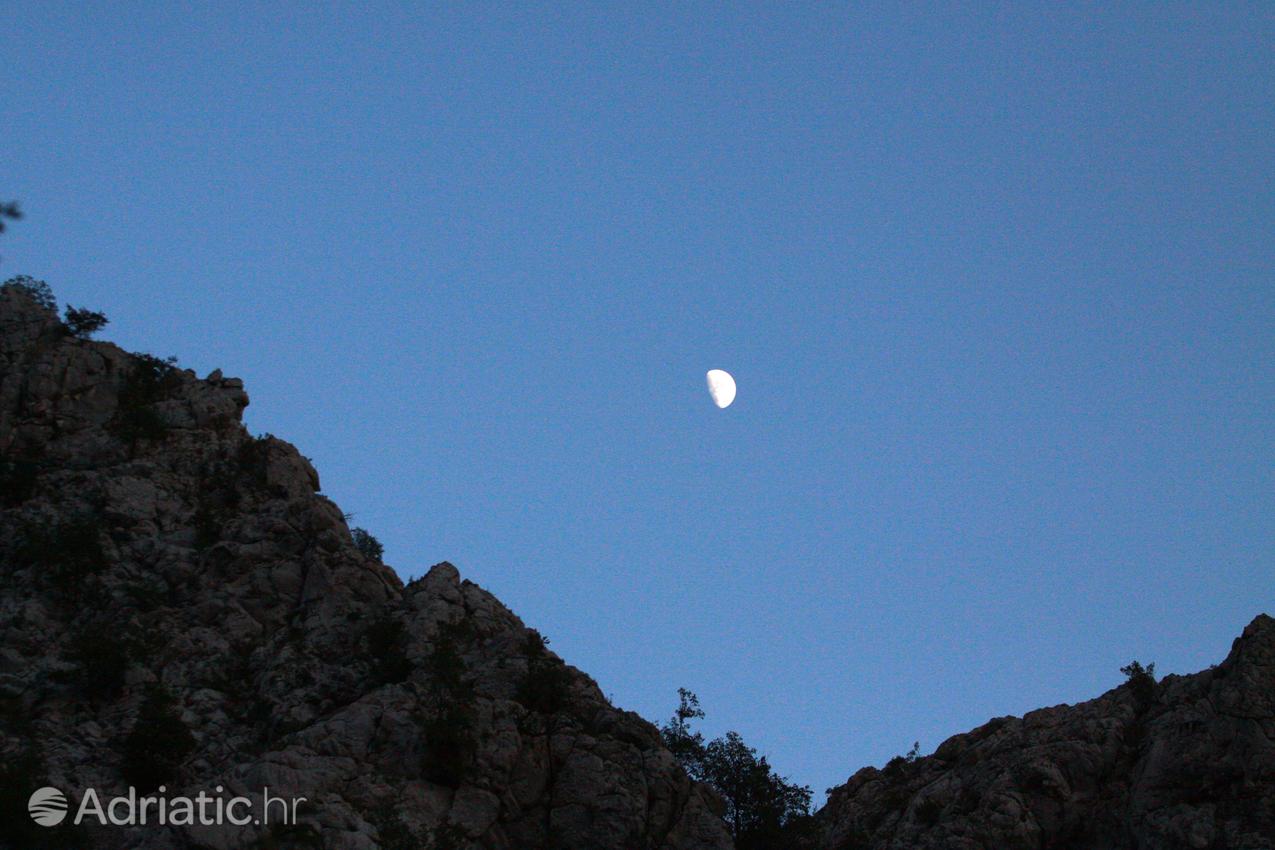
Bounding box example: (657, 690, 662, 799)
(28, 786, 68, 826)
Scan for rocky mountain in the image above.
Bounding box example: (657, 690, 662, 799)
(2, 278, 1270, 850)
(0, 282, 732, 849)
(813, 614, 1275, 850)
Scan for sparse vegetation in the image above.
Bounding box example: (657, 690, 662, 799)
(420, 619, 477, 786)
(421, 702, 475, 786)
(192, 502, 224, 550)
(1, 274, 55, 310)
(189, 439, 280, 551)
(426, 620, 471, 693)
(111, 353, 182, 443)
(1121, 660, 1158, 706)
(63, 305, 109, 338)
(352, 526, 384, 561)
(13, 512, 107, 596)
(514, 630, 572, 715)
(883, 740, 922, 777)
(662, 688, 707, 779)
(661, 690, 813, 849)
(120, 684, 196, 792)
(365, 613, 411, 685)
(237, 434, 272, 484)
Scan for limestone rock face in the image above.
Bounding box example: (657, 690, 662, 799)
(814, 614, 1275, 850)
(0, 285, 732, 850)
(4, 281, 1269, 850)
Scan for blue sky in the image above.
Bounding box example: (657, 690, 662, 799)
(4, 3, 1272, 798)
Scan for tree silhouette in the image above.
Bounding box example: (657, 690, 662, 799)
(64, 305, 109, 338)
(661, 690, 813, 849)
(1121, 659, 1158, 706)
(662, 688, 707, 780)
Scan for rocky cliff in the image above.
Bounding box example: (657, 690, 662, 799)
(2, 279, 1271, 850)
(814, 615, 1275, 850)
(0, 283, 732, 849)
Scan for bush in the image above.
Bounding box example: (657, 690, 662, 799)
(427, 622, 470, 695)
(189, 452, 254, 550)
(703, 732, 813, 849)
(1121, 660, 1157, 706)
(192, 502, 223, 551)
(120, 685, 195, 792)
(1, 274, 55, 310)
(14, 513, 107, 596)
(661, 690, 813, 849)
(1120, 660, 1155, 680)
(514, 631, 571, 715)
(365, 613, 411, 684)
(419, 620, 477, 786)
(352, 527, 384, 561)
(421, 702, 475, 786)
(63, 305, 109, 338)
(111, 354, 181, 443)
(124, 353, 181, 399)
(883, 741, 921, 777)
(236, 435, 272, 485)
(661, 688, 707, 781)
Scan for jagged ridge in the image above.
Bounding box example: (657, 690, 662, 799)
(2, 281, 1270, 850)
(0, 284, 732, 850)
(813, 614, 1275, 850)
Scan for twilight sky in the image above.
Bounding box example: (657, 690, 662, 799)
(4, 3, 1272, 799)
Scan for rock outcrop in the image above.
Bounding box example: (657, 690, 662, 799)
(814, 615, 1275, 850)
(2, 278, 1270, 850)
(0, 283, 732, 849)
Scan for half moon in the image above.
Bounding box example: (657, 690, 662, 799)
(706, 369, 736, 409)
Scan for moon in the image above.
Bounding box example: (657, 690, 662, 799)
(706, 369, 736, 409)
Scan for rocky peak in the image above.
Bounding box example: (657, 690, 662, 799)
(2, 281, 1268, 850)
(814, 614, 1275, 850)
(0, 285, 731, 849)
(0, 284, 250, 464)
